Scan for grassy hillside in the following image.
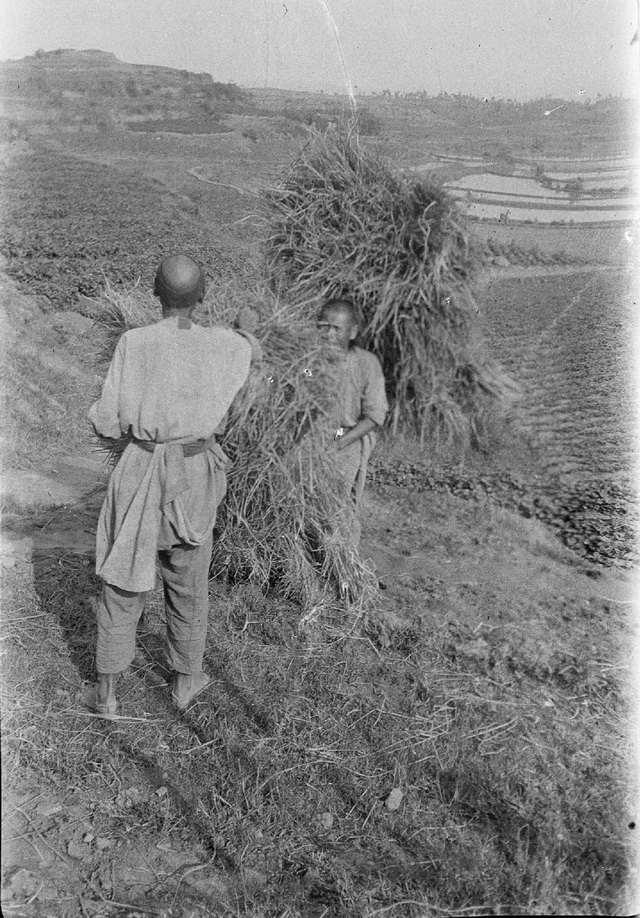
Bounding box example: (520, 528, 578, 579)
(0, 50, 637, 917)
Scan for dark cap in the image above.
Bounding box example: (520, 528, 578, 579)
(154, 254, 205, 309)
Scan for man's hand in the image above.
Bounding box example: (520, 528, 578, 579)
(234, 307, 258, 334)
(336, 417, 377, 450)
(234, 308, 262, 364)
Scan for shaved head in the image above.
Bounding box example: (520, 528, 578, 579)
(322, 299, 359, 329)
(154, 255, 205, 309)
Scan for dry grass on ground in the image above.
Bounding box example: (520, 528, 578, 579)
(2, 481, 634, 917)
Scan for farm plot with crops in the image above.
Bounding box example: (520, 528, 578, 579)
(471, 221, 635, 266)
(480, 270, 637, 481)
(1, 77, 638, 918)
(0, 147, 254, 308)
(477, 267, 638, 567)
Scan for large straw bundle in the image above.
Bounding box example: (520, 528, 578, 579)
(89, 281, 377, 610)
(265, 127, 510, 447)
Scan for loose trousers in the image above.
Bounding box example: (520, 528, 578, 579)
(335, 438, 372, 548)
(96, 532, 213, 675)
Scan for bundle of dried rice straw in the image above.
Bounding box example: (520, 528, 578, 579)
(88, 280, 377, 611)
(265, 126, 512, 447)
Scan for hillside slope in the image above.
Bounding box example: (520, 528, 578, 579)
(1, 262, 638, 917)
(0, 48, 251, 135)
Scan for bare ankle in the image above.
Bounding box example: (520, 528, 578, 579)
(97, 673, 117, 702)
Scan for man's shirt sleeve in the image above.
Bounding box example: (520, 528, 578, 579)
(88, 336, 126, 439)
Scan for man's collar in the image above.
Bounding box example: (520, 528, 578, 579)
(162, 314, 192, 330)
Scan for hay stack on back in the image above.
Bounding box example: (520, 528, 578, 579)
(265, 127, 510, 448)
(90, 281, 376, 611)
(91, 127, 509, 609)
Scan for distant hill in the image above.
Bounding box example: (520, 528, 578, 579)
(1, 48, 634, 155)
(0, 48, 252, 134)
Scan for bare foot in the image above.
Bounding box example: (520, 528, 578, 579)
(172, 671, 210, 711)
(83, 673, 117, 716)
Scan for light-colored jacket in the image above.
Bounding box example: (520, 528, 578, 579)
(89, 316, 251, 591)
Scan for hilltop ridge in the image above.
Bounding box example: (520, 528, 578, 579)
(1, 47, 221, 84)
(0, 48, 250, 135)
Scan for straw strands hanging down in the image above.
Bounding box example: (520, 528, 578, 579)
(88, 281, 378, 611)
(264, 126, 512, 448)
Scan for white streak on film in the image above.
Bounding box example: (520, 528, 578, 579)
(316, 0, 357, 114)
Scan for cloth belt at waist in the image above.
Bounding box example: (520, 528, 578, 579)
(133, 437, 210, 457)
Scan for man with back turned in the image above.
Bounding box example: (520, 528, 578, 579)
(86, 254, 251, 715)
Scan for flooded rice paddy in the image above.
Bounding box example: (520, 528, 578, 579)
(546, 173, 632, 191)
(532, 156, 637, 171)
(445, 173, 637, 224)
(464, 202, 634, 223)
(450, 174, 575, 199)
(443, 160, 638, 225)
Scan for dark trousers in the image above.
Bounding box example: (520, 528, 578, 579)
(96, 532, 213, 675)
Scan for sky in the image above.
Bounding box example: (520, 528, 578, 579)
(1, 0, 639, 100)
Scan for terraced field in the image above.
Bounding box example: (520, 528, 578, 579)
(446, 172, 637, 224)
(480, 268, 637, 484)
(472, 221, 634, 266)
(466, 202, 633, 223)
(443, 154, 638, 225)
